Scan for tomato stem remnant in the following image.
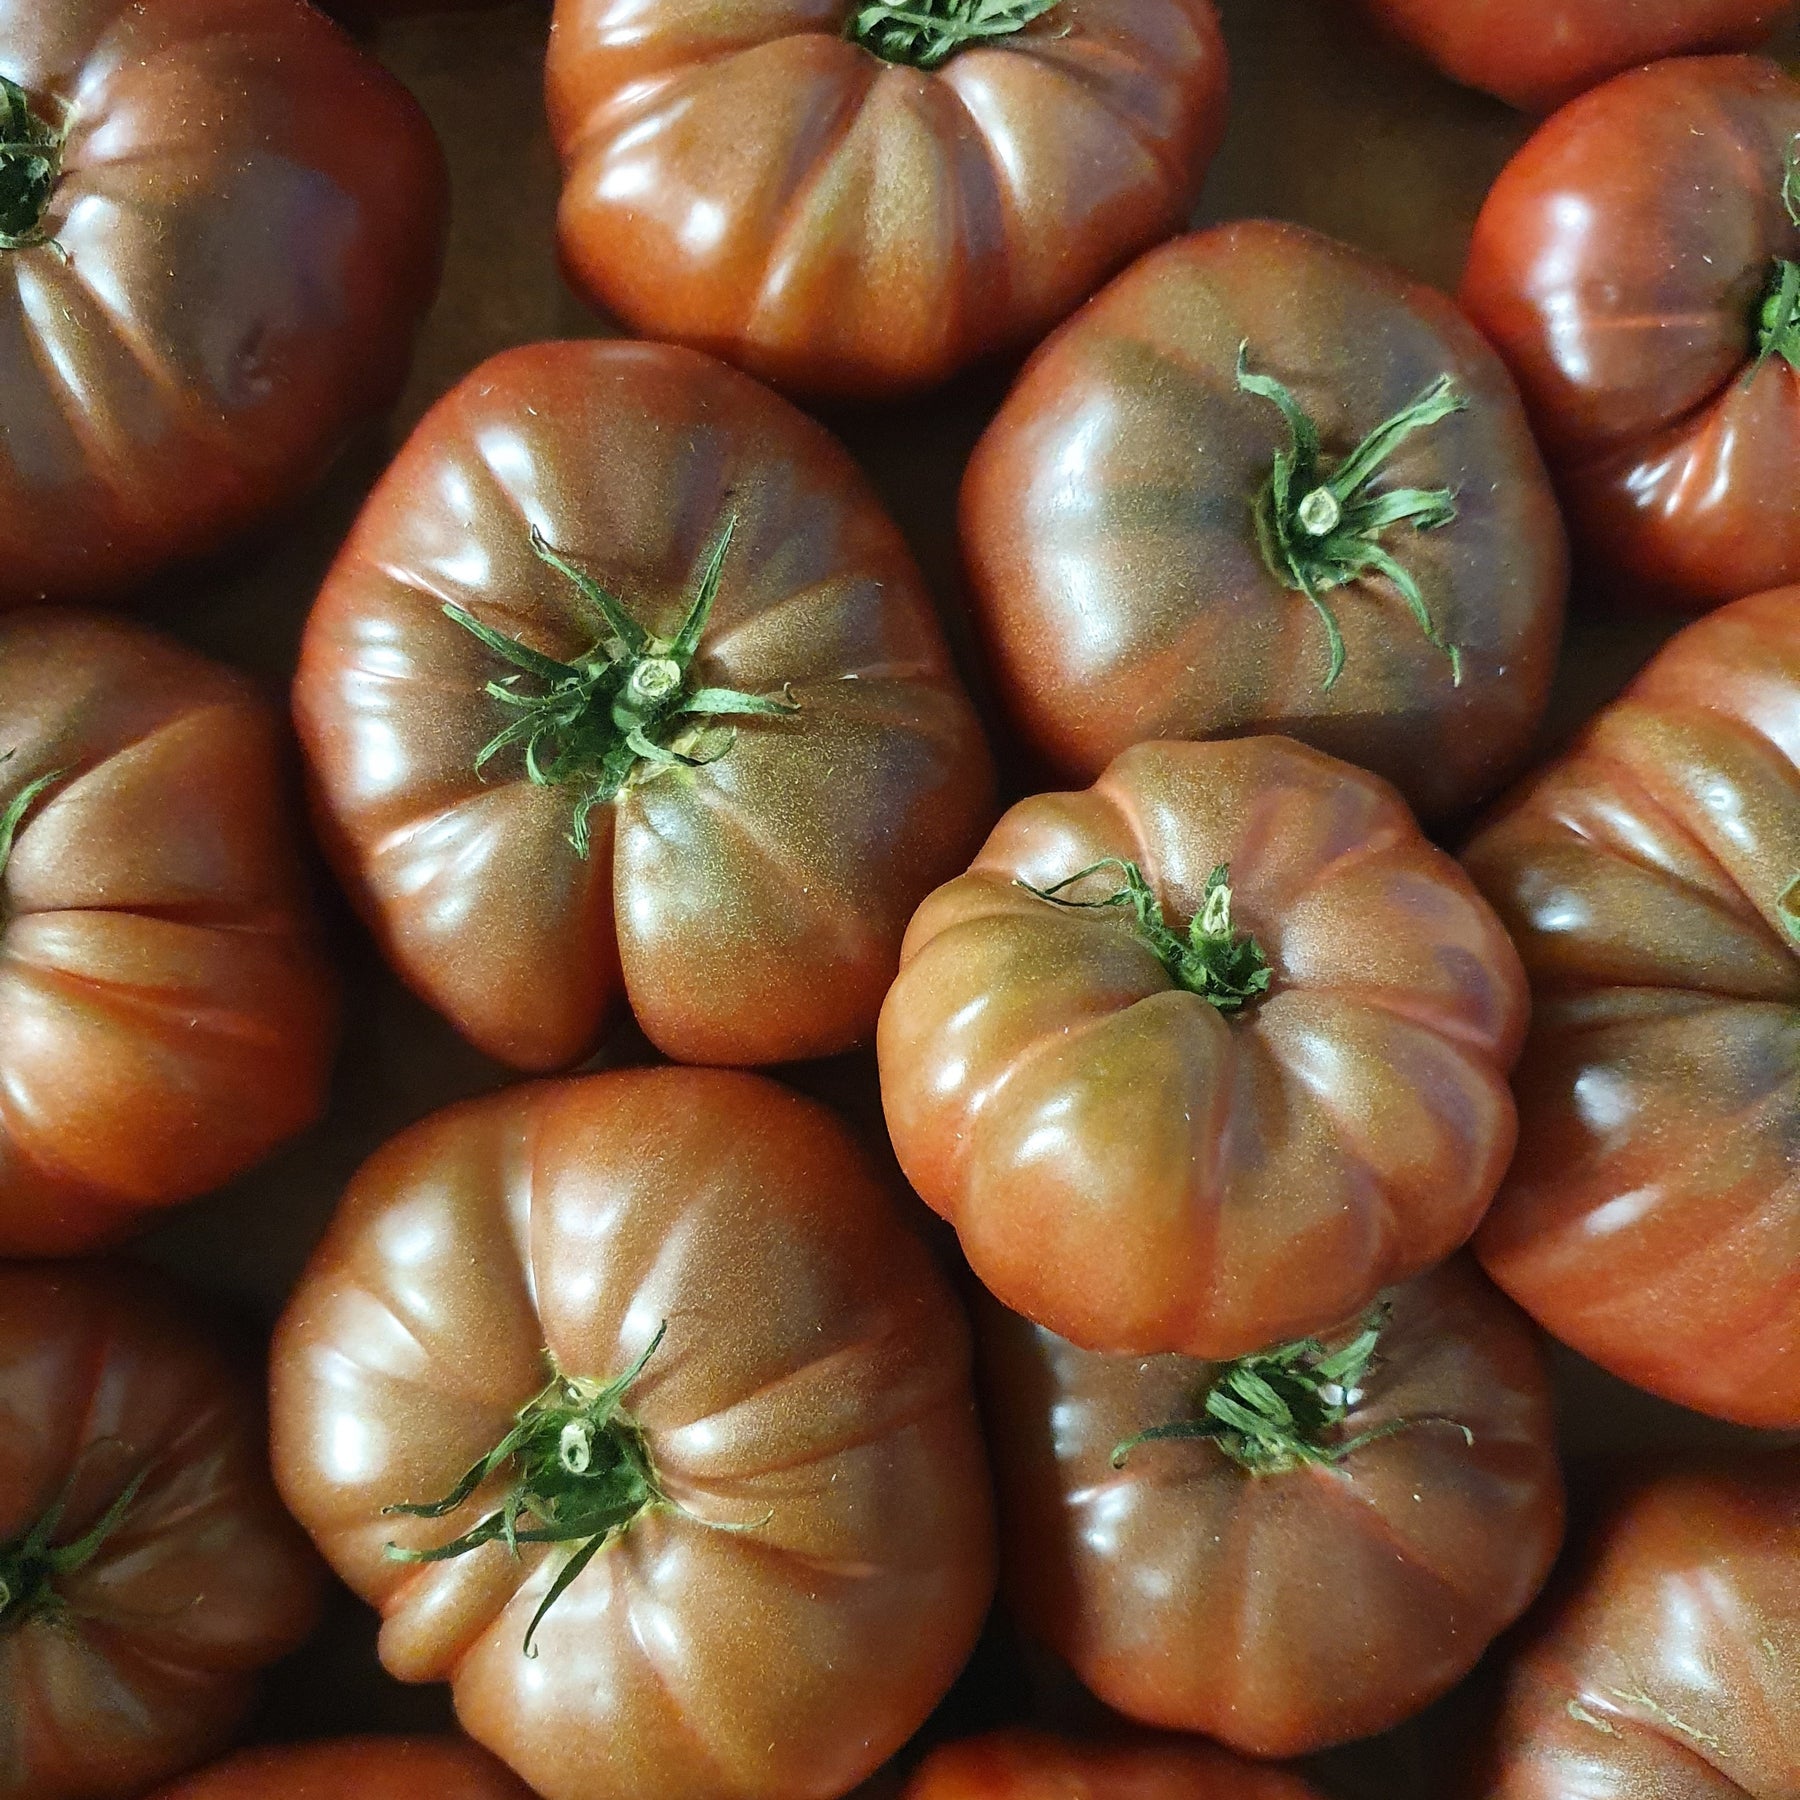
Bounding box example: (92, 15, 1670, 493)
(845, 0, 1061, 71)
(0, 751, 61, 892)
(447, 514, 799, 857)
(1756, 137, 1800, 374)
(0, 77, 62, 251)
(1020, 858, 1271, 1015)
(1111, 1308, 1474, 1477)
(0, 1467, 148, 1633)
(1240, 344, 1466, 692)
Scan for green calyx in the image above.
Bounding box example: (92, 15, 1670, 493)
(1239, 344, 1467, 692)
(448, 515, 799, 858)
(0, 76, 62, 251)
(384, 1325, 766, 1658)
(1755, 137, 1800, 374)
(0, 1468, 149, 1634)
(845, 0, 1061, 70)
(1020, 857, 1272, 1015)
(0, 751, 61, 897)
(1111, 1308, 1474, 1479)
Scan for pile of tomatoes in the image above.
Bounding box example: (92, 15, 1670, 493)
(3, 0, 1799, 1796)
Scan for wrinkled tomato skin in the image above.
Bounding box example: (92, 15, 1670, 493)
(1359, 0, 1792, 112)
(544, 0, 1228, 400)
(0, 1262, 325, 1800)
(0, 0, 447, 610)
(1473, 1454, 1800, 1795)
(902, 1729, 1326, 1800)
(961, 222, 1567, 826)
(1463, 587, 1800, 1429)
(146, 1739, 536, 1800)
(0, 611, 339, 1257)
(295, 339, 994, 1074)
(270, 1066, 997, 1800)
(980, 1258, 1565, 1759)
(878, 737, 1529, 1360)
(1461, 57, 1800, 613)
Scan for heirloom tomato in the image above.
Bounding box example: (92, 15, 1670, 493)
(1462, 56, 1800, 613)
(902, 1730, 1325, 1800)
(0, 1261, 324, 1800)
(961, 221, 1567, 824)
(545, 0, 1228, 399)
(0, 610, 338, 1257)
(981, 1257, 1564, 1758)
(1463, 587, 1800, 1429)
(1474, 1453, 1800, 1796)
(1358, 0, 1793, 113)
(0, 0, 446, 609)
(879, 737, 1529, 1360)
(270, 1066, 996, 1800)
(295, 339, 994, 1073)
(148, 1739, 533, 1800)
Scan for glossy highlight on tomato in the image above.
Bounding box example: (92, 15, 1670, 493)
(1463, 586, 1800, 1429)
(962, 221, 1567, 824)
(271, 1066, 996, 1800)
(545, 0, 1229, 399)
(0, 0, 447, 609)
(0, 611, 339, 1257)
(0, 1261, 324, 1800)
(147, 1738, 535, 1800)
(1462, 56, 1800, 613)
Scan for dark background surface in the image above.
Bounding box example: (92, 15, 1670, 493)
(121, 1, 1800, 1791)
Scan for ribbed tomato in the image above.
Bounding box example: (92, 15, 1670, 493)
(147, 1739, 533, 1800)
(902, 1730, 1326, 1800)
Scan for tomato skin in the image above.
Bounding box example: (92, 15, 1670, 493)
(544, 0, 1228, 400)
(0, 0, 446, 610)
(1473, 1454, 1800, 1795)
(0, 611, 339, 1257)
(295, 339, 994, 1074)
(270, 1066, 997, 1800)
(960, 221, 1567, 826)
(980, 1257, 1565, 1758)
(1462, 587, 1800, 1429)
(901, 1730, 1326, 1800)
(146, 1739, 535, 1800)
(1358, 0, 1792, 112)
(0, 1261, 325, 1800)
(879, 737, 1529, 1360)
(1461, 57, 1800, 613)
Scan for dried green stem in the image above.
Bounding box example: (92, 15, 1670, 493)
(0, 1466, 149, 1633)
(1756, 137, 1800, 374)
(845, 0, 1061, 69)
(0, 76, 62, 251)
(0, 751, 61, 903)
(1240, 344, 1466, 691)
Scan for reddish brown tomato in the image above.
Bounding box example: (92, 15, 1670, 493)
(295, 340, 995, 1073)
(1357, 0, 1793, 112)
(544, 0, 1228, 399)
(961, 221, 1568, 825)
(0, 611, 339, 1257)
(902, 1729, 1326, 1800)
(878, 737, 1529, 1360)
(0, 0, 446, 610)
(1461, 57, 1800, 613)
(1462, 588, 1800, 1429)
(1474, 1454, 1800, 1796)
(270, 1067, 997, 1800)
(147, 1739, 535, 1800)
(0, 1262, 325, 1800)
(981, 1257, 1565, 1758)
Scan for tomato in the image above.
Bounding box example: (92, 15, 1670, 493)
(0, 610, 339, 1257)
(1461, 56, 1800, 614)
(980, 1256, 1564, 1758)
(147, 1739, 535, 1800)
(879, 736, 1529, 1360)
(543, 0, 1228, 399)
(0, 0, 446, 611)
(1357, 0, 1793, 113)
(901, 1730, 1325, 1800)
(0, 1261, 325, 1800)
(1462, 587, 1800, 1430)
(1473, 1453, 1800, 1795)
(961, 221, 1567, 826)
(270, 1065, 996, 1800)
(295, 339, 994, 1073)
